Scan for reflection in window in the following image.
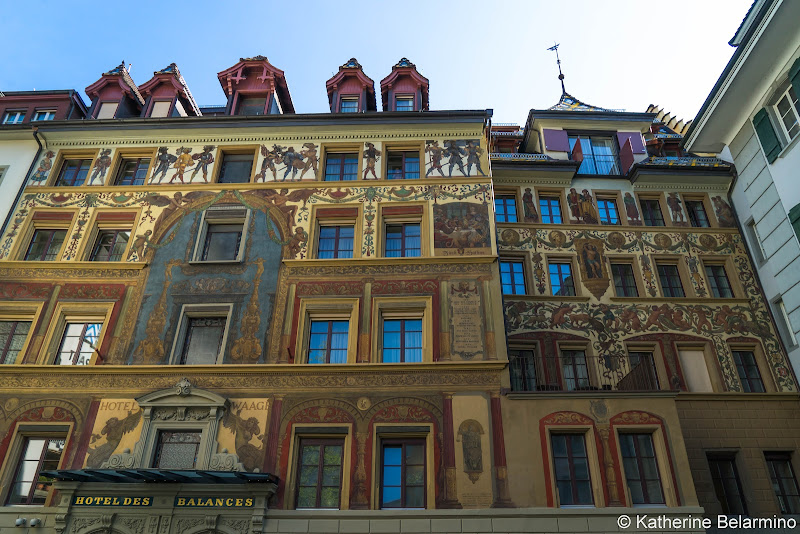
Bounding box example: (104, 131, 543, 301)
(56, 322, 101, 365)
(90, 230, 130, 261)
(551, 433, 593, 506)
(24, 229, 67, 261)
(0, 321, 32, 364)
(308, 320, 348, 364)
(382, 319, 422, 363)
(6, 437, 64, 505)
(620, 433, 664, 504)
(381, 440, 425, 508)
(385, 224, 421, 257)
(202, 224, 243, 261)
(569, 136, 619, 175)
(318, 226, 354, 259)
(296, 439, 344, 509)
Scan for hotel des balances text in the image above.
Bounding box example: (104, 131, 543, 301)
(0, 55, 799, 534)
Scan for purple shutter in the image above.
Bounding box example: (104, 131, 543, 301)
(617, 132, 645, 154)
(619, 138, 635, 175)
(543, 129, 570, 152)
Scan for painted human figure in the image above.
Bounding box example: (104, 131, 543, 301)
(31, 150, 55, 183)
(624, 192, 641, 224)
(567, 188, 581, 221)
(299, 143, 318, 179)
(282, 146, 302, 181)
(151, 147, 177, 183)
(89, 149, 112, 184)
(582, 243, 603, 279)
(667, 193, 685, 224)
(712, 196, 735, 227)
(129, 230, 152, 261)
(169, 148, 194, 184)
(465, 141, 486, 176)
(363, 142, 381, 179)
(580, 189, 599, 224)
(444, 140, 466, 177)
(191, 145, 215, 182)
(522, 187, 538, 222)
(425, 140, 445, 177)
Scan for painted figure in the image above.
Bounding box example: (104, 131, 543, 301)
(86, 409, 142, 468)
(169, 147, 194, 184)
(580, 189, 599, 224)
(280, 146, 302, 181)
(89, 149, 112, 184)
(712, 196, 736, 227)
(30, 150, 55, 182)
(465, 140, 486, 176)
(129, 230, 152, 261)
(444, 140, 466, 177)
(363, 142, 381, 179)
(286, 227, 309, 258)
(581, 243, 603, 279)
(568, 188, 581, 221)
(425, 140, 445, 177)
(624, 192, 641, 224)
(151, 147, 177, 183)
(457, 420, 484, 483)
(522, 187, 538, 222)
(191, 145, 215, 182)
(667, 193, 685, 224)
(221, 408, 265, 472)
(299, 142, 318, 179)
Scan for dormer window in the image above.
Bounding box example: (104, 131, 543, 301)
(776, 86, 800, 141)
(150, 101, 172, 118)
(237, 95, 267, 116)
(396, 96, 414, 112)
(32, 110, 56, 122)
(97, 102, 119, 119)
(569, 135, 619, 175)
(340, 97, 359, 113)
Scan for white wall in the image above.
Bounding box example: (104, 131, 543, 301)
(0, 139, 39, 230)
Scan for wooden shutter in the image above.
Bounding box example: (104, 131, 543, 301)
(753, 108, 781, 163)
(789, 57, 800, 95)
(789, 203, 800, 241)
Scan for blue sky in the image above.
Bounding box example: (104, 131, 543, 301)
(0, 0, 751, 124)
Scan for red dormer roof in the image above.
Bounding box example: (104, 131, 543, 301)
(380, 58, 429, 111)
(85, 61, 145, 106)
(216, 56, 294, 113)
(325, 58, 377, 112)
(138, 63, 201, 116)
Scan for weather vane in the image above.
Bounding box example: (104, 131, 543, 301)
(547, 42, 566, 94)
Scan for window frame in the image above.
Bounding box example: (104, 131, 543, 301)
(234, 93, 269, 116)
(683, 196, 713, 228)
(13, 209, 77, 262)
(96, 101, 120, 119)
(371, 426, 433, 510)
(618, 432, 666, 505)
(559, 347, 592, 391)
(568, 133, 621, 176)
(703, 261, 735, 299)
(773, 85, 800, 143)
(191, 206, 250, 264)
(596, 195, 622, 226)
(0, 302, 44, 365)
(22, 228, 68, 261)
(494, 192, 519, 223)
(339, 96, 360, 113)
(612, 424, 677, 507)
(775, 298, 798, 349)
(545, 428, 603, 508)
(2, 110, 26, 124)
(378, 204, 427, 258)
(500, 256, 528, 295)
(310, 204, 362, 260)
(638, 195, 667, 227)
(213, 147, 258, 184)
(610, 261, 640, 298)
(293, 437, 347, 509)
(151, 429, 203, 469)
(371, 297, 433, 364)
(39, 302, 113, 365)
(548, 258, 578, 297)
(31, 109, 57, 122)
(765, 452, 800, 515)
(168, 304, 234, 366)
(537, 191, 564, 224)
(655, 260, 687, 298)
(323, 152, 360, 182)
(394, 95, 415, 112)
(88, 229, 132, 262)
(296, 298, 359, 365)
(731, 348, 767, 393)
(288, 425, 352, 510)
(508, 345, 540, 392)
(385, 148, 422, 180)
(706, 452, 748, 516)
(113, 156, 152, 186)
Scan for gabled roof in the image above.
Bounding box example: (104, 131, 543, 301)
(85, 61, 145, 106)
(548, 92, 614, 112)
(138, 63, 201, 116)
(216, 56, 294, 113)
(325, 58, 377, 111)
(380, 58, 429, 111)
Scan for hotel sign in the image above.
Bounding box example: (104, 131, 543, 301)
(73, 496, 152, 506)
(175, 497, 255, 507)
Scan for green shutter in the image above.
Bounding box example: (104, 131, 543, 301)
(790, 203, 800, 241)
(753, 108, 781, 163)
(789, 56, 800, 95)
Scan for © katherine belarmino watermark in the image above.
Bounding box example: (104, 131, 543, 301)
(617, 514, 797, 530)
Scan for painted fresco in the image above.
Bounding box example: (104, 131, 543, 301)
(433, 202, 491, 256)
(623, 192, 642, 225)
(217, 398, 270, 472)
(27, 150, 56, 185)
(150, 146, 218, 185)
(452, 395, 493, 508)
(256, 143, 318, 182)
(425, 139, 486, 178)
(566, 188, 599, 224)
(84, 398, 143, 468)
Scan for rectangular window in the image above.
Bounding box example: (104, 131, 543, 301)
(217, 154, 253, 184)
(340, 98, 359, 113)
(237, 96, 267, 116)
(776, 86, 800, 141)
(619, 433, 664, 505)
(152, 430, 201, 469)
(150, 101, 172, 118)
(0, 321, 32, 364)
(180, 317, 226, 365)
(387, 151, 420, 180)
(627, 351, 659, 390)
(32, 110, 56, 122)
(495, 195, 518, 223)
(509, 348, 537, 392)
(96, 102, 118, 119)
(705, 264, 734, 298)
(686, 200, 710, 228)
(24, 229, 67, 261)
(89, 230, 129, 262)
(5, 437, 65, 505)
(296, 438, 344, 509)
(317, 226, 354, 259)
(308, 320, 348, 364)
(115, 157, 150, 186)
(2, 110, 26, 124)
(707, 454, 747, 515)
(324, 154, 358, 181)
(551, 433, 593, 506)
(395, 97, 414, 112)
(640, 199, 665, 227)
(202, 223, 243, 261)
(778, 299, 798, 347)
(385, 224, 421, 257)
(561, 350, 590, 390)
(539, 196, 563, 224)
(381, 439, 426, 508)
(657, 264, 685, 298)
(382, 318, 422, 363)
(732, 350, 765, 392)
(612, 263, 638, 297)
(765, 452, 800, 514)
(597, 198, 620, 225)
(569, 136, 619, 175)
(500, 259, 526, 295)
(56, 159, 92, 186)
(56, 322, 101, 365)
(549, 262, 576, 296)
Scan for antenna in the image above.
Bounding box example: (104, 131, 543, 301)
(547, 42, 566, 94)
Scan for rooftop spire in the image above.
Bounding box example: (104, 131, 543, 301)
(547, 42, 566, 95)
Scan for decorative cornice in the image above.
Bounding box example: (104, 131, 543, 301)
(495, 222, 740, 234)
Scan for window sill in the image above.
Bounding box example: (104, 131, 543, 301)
(187, 259, 243, 265)
(776, 132, 800, 161)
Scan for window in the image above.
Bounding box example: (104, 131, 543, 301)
(777, 299, 798, 347)
(2, 110, 25, 124)
(324, 153, 358, 181)
(732, 350, 765, 392)
(765, 452, 800, 514)
(551, 433, 593, 506)
(569, 136, 619, 175)
(561, 350, 589, 390)
(597, 198, 620, 225)
(308, 320, 348, 364)
(5, 437, 65, 505)
(686, 200, 710, 228)
(32, 110, 56, 122)
(56, 159, 92, 186)
(549, 261, 576, 296)
(24, 229, 66, 261)
(611, 263, 638, 297)
(495, 195, 518, 223)
(775, 86, 800, 141)
(500, 259, 526, 295)
(707, 454, 747, 515)
(56, 322, 101, 365)
(382, 319, 422, 363)
(509, 348, 537, 392)
(619, 433, 664, 505)
(317, 226, 354, 259)
(340, 98, 358, 113)
(640, 199, 665, 227)
(96, 102, 118, 119)
(180, 317, 227, 365)
(115, 157, 150, 186)
(217, 153, 253, 184)
(150, 101, 172, 118)
(0, 321, 31, 364)
(201, 223, 243, 261)
(152, 430, 201, 469)
(387, 151, 420, 180)
(657, 263, 684, 298)
(385, 224, 421, 257)
(395, 96, 414, 112)
(381, 439, 425, 508)
(296, 439, 344, 509)
(89, 230, 129, 262)
(539, 196, 563, 224)
(705, 264, 734, 298)
(628, 351, 659, 390)
(236, 96, 267, 116)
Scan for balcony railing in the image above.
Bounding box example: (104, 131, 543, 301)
(490, 153, 551, 161)
(509, 352, 662, 393)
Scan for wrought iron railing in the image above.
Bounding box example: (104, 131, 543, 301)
(490, 153, 551, 160)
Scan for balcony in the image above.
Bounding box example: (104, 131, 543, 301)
(509, 351, 662, 393)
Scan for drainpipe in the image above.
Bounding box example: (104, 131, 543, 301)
(0, 126, 44, 239)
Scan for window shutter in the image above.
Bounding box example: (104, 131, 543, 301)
(753, 108, 781, 163)
(789, 57, 800, 95)
(789, 203, 800, 241)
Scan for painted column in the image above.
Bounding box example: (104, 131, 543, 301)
(489, 392, 513, 507)
(358, 281, 372, 363)
(439, 279, 451, 361)
(441, 392, 462, 508)
(278, 284, 296, 363)
(350, 430, 370, 509)
(481, 277, 496, 360)
(598, 426, 622, 506)
(263, 395, 283, 475)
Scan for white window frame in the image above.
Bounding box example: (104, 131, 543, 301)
(2, 110, 26, 124)
(32, 110, 56, 122)
(168, 304, 233, 366)
(773, 85, 800, 142)
(191, 206, 250, 263)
